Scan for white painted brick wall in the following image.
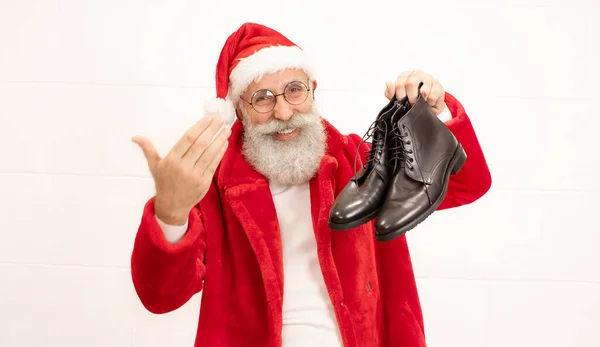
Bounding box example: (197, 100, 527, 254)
(1, 0, 598, 346)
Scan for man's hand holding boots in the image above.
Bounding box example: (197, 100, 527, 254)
(384, 69, 446, 116)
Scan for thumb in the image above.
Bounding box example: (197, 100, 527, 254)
(132, 136, 161, 175)
(384, 81, 395, 100)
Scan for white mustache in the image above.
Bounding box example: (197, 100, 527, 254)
(252, 113, 318, 135)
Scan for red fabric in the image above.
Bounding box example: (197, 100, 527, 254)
(215, 22, 300, 99)
(130, 92, 491, 346)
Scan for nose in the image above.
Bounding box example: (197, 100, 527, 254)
(272, 96, 294, 121)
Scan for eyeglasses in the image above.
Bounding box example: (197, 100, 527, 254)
(240, 80, 311, 113)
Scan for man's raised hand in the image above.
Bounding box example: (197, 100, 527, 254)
(132, 117, 231, 225)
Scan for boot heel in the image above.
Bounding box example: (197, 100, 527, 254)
(451, 145, 467, 174)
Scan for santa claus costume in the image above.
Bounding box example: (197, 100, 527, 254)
(130, 22, 492, 347)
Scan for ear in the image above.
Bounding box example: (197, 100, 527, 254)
(235, 105, 243, 122)
(311, 80, 318, 99)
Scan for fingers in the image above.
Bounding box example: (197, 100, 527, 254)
(132, 136, 161, 176)
(391, 70, 444, 109)
(393, 69, 428, 105)
(428, 79, 445, 112)
(200, 139, 229, 182)
(170, 117, 216, 159)
(433, 90, 446, 115)
(394, 71, 410, 100)
(405, 70, 426, 105)
(384, 81, 395, 100)
(428, 79, 444, 103)
(195, 127, 231, 178)
(182, 118, 226, 167)
(417, 73, 433, 102)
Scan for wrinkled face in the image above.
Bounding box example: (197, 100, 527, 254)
(236, 69, 327, 186)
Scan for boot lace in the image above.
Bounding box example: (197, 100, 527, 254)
(390, 122, 433, 204)
(389, 123, 413, 171)
(353, 117, 389, 177)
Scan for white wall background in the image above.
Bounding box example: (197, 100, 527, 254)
(1, 0, 598, 346)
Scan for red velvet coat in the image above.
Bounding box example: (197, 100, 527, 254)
(130, 92, 492, 347)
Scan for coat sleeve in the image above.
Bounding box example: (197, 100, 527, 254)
(130, 181, 219, 314)
(436, 92, 492, 210)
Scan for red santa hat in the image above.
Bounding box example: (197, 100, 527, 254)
(203, 22, 317, 124)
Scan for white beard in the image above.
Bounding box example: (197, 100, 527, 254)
(239, 104, 327, 186)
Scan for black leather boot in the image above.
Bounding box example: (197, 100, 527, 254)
(375, 95, 467, 241)
(328, 97, 405, 230)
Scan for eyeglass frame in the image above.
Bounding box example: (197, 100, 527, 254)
(239, 79, 312, 114)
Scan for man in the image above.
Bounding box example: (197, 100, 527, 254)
(130, 22, 491, 347)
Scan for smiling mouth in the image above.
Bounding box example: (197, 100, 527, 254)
(274, 128, 299, 141)
(277, 128, 295, 135)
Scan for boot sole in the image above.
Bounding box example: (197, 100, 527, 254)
(375, 144, 467, 242)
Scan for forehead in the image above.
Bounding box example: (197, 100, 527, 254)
(247, 69, 309, 93)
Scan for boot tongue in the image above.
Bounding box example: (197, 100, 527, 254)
(398, 156, 406, 169)
(390, 104, 409, 170)
(390, 100, 415, 176)
(356, 111, 390, 175)
(370, 110, 394, 155)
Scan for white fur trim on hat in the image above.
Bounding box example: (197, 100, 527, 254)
(228, 45, 316, 103)
(203, 97, 237, 125)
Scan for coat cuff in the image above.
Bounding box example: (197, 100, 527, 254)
(437, 102, 452, 123)
(139, 197, 203, 254)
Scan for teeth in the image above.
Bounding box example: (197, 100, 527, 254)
(277, 128, 295, 135)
